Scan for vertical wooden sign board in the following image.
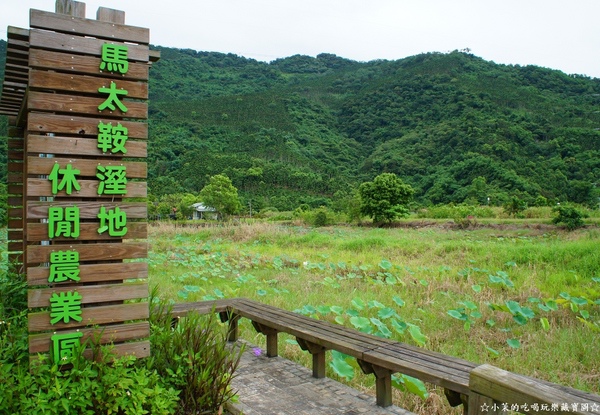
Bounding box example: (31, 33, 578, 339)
(10, 1, 160, 363)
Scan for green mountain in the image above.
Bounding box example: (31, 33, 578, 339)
(2, 40, 600, 211)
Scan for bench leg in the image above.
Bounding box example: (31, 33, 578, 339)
(357, 360, 393, 407)
(251, 321, 279, 357)
(265, 331, 278, 357)
(296, 338, 327, 379)
(220, 312, 239, 342)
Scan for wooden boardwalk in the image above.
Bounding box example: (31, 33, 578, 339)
(227, 340, 416, 415)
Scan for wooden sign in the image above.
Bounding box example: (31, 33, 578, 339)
(0, 0, 159, 363)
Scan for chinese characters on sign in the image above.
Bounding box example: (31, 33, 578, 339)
(48, 42, 131, 363)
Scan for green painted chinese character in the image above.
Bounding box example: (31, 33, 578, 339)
(98, 121, 128, 154)
(49, 291, 83, 324)
(48, 163, 81, 195)
(100, 43, 129, 74)
(51, 331, 83, 364)
(98, 81, 128, 113)
(96, 165, 127, 195)
(49, 251, 80, 283)
(98, 206, 128, 237)
(48, 206, 80, 239)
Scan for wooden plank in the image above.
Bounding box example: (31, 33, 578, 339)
(26, 242, 147, 265)
(28, 281, 149, 308)
(30, 9, 149, 44)
(27, 201, 147, 219)
(28, 91, 148, 120)
(29, 70, 148, 99)
(8, 162, 24, 172)
(27, 134, 147, 158)
(8, 137, 24, 147)
(98, 340, 150, 359)
(28, 113, 148, 139)
(8, 241, 24, 252)
(54, 0, 86, 18)
(8, 172, 23, 183)
(26, 178, 147, 198)
(27, 261, 148, 286)
(29, 321, 149, 353)
(8, 198, 23, 208)
(8, 219, 23, 230)
(29, 29, 149, 62)
(8, 184, 23, 195)
(29, 49, 149, 81)
(96, 7, 125, 25)
(470, 364, 600, 414)
(171, 299, 236, 317)
(27, 221, 147, 241)
(8, 230, 24, 241)
(31, 339, 151, 364)
(8, 207, 23, 218)
(363, 349, 471, 395)
(8, 150, 24, 160)
(28, 302, 149, 331)
(27, 156, 147, 178)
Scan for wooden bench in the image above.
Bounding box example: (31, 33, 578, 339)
(173, 298, 476, 411)
(171, 298, 600, 415)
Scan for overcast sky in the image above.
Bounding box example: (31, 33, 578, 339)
(2, 0, 600, 78)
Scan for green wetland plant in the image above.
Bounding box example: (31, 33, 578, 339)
(149, 297, 244, 415)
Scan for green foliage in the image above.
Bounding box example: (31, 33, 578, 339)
(358, 173, 414, 223)
(149, 298, 244, 414)
(552, 204, 587, 230)
(0, 329, 178, 415)
(503, 196, 527, 217)
(199, 174, 242, 218)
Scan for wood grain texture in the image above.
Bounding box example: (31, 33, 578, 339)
(29, 69, 148, 99)
(27, 134, 147, 158)
(29, 321, 149, 353)
(29, 29, 149, 62)
(28, 302, 149, 331)
(27, 113, 147, 138)
(26, 178, 146, 198)
(27, 261, 148, 286)
(27, 221, 147, 242)
(30, 8, 149, 44)
(27, 201, 147, 219)
(26, 241, 147, 264)
(27, 156, 147, 178)
(29, 49, 149, 81)
(28, 281, 149, 307)
(28, 91, 148, 120)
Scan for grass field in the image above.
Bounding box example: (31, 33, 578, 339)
(149, 220, 600, 414)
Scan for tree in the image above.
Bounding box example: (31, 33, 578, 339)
(358, 173, 414, 224)
(199, 174, 241, 219)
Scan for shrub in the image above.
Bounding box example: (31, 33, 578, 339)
(0, 328, 179, 415)
(149, 299, 244, 414)
(552, 205, 587, 230)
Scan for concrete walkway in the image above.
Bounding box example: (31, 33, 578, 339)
(227, 341, 415, 415)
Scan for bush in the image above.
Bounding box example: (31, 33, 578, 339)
(0, 331, 179, 415)
(149, 299, 244, 414)
(301, 206, 344, 227)
(0, 276, 242, 415)
(552, 205, 588, 230)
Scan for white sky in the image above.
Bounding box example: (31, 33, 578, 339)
(2, 0, 600, 78)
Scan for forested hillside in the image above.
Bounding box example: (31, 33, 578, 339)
(2, 40, 600, 211)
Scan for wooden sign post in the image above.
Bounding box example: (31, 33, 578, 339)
(0, 0, 159, 363)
